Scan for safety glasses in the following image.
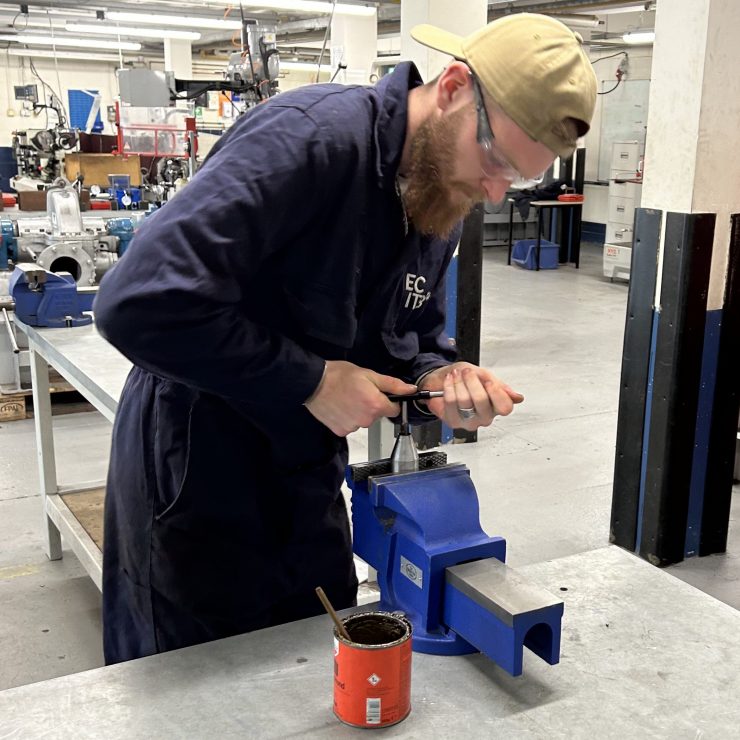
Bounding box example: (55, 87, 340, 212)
(470, 74, 546, 191)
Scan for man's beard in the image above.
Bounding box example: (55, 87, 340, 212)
(402, 107, 481, 239)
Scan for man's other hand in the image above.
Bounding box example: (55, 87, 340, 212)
(419, 362, 524, 430)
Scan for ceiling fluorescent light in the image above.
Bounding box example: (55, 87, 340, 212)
(622, 31, 655, 44)
(66, 23, 201, 41)
(7, 48, 122, 62)
(201, 0, 376, 16)
(0, 33, 142, 50)
(0, 15, 66, 29)
(106, 11, 242, 31)
(42, 8, 99, 19)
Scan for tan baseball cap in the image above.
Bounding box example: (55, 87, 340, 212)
(411, 13, 597, 158)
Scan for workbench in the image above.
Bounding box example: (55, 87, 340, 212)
(507, 198, 584, 269)
(13, 317, 131, 590)
(0, 546, 738, 737)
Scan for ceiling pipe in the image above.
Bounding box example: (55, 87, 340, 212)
(488, 0, 653, 15)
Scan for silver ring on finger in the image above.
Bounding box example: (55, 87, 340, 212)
(457, 406, 477, 420)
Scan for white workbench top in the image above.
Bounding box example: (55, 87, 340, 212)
(0, 546, 738, 738)
(15, 317, 129, 421)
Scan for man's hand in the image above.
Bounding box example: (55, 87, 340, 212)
(419, 362, 524, 431)
(305, 360, 417, 437)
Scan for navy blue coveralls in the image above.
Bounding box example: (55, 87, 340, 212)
(94, 62, 460, 664)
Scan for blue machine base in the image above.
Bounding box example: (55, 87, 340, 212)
(411, 629, 478, 656)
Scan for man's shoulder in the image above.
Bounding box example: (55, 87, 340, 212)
(269, 83, 378, 131)
(206, 84, 380, 167)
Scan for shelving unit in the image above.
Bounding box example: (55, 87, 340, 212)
(603, 141, 643, 282)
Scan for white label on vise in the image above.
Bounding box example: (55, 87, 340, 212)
(400, 556, 423, 589)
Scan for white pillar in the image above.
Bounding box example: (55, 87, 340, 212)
(164, 38, 193, 79)
(642, 0, 740, 309)
(400, 0, 488, 81)
(331, 9, 377, 85)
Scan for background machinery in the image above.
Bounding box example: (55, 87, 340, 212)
(1, 185, 139, 393)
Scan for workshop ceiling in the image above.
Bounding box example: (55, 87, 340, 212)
(0, 0, 657, 64)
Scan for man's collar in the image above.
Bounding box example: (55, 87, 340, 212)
(373, 61, 424, 189)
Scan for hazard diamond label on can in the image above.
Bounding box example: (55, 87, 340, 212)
(400, 555, 423, 588)
(367, 673, 381, 686)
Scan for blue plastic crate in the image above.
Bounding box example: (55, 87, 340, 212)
(511, 239, 560, 270)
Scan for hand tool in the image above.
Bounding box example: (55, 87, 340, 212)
(386, 391, 443, 474)
(385, 390, 444, 402)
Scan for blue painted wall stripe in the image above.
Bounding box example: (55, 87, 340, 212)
(636, 309, 660, 551)
(685, 309, 723, 557)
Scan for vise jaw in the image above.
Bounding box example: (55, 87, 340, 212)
(347, 451, 564, 677)
(8, 264, 93, 328)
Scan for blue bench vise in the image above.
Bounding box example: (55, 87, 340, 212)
(347, 413, 564, 677)
(8, 265, 94, 328)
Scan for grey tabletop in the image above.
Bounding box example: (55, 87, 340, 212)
(14, 317, 129, 420)
(529, 199, 583, 207)
(506, 198, 583, 207)
(0, 546, 737, 739)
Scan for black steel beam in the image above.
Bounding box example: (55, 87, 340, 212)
(639, 212, 715, 566)
(610, 207, 661, 551)
(454, 203, 484, 444)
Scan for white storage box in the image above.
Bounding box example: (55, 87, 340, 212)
(603, 243, 632, 282)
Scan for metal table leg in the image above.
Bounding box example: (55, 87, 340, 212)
(536, 206, 544, 271)
(29, 348, 62, 560)
(507, 200, 514, 265)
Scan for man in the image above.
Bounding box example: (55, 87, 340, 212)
(95, 13, 596, 664)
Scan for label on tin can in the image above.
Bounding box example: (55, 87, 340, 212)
(366, 697, 381, 725)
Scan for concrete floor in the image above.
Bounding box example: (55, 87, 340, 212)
(1, 243, 737, 692)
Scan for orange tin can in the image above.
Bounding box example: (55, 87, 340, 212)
(333, 611, 413, 728)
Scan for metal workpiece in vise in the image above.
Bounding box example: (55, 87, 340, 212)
(348, 396, 564, 677)
(389, 396, 419, 474)
(8, 264, 94, 328)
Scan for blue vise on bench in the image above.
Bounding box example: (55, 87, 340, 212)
(347, 450, 564, 677)
(9, 265, 94, 328)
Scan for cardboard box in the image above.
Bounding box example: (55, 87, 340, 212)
(64, 153, 142, 188)
(16, 188, 90, 212)
(17, 190, 48, 211)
